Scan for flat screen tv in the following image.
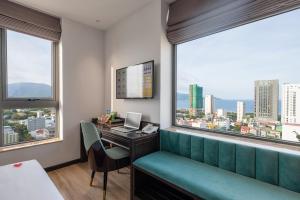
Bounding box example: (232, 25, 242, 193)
(116, 60, 154, 99)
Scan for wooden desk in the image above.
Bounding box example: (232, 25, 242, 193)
(80, 123, 159, 200)
(103, 128, 160, 200)
(80, 125, 159, 163)
(101, 128, 159, 162)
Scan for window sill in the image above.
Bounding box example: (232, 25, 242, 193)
(0, 138, 63, 153)
(167, 126, 300, 155)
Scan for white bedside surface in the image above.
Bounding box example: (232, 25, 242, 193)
(0, 160, 64, 200)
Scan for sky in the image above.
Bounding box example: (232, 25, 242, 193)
(7, 30, 52, 86)
(177, 9, 300, 100)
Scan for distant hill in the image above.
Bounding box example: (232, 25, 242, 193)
(214, 98, 254, 113)
(8, 82, 51, 98)
(177, 93, 281, 113)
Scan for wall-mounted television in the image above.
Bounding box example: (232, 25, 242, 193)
(116, 60, 154, 99)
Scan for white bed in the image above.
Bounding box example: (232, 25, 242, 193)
(0, 160, 64, 200)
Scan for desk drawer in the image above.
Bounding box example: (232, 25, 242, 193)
(102, 132, 130, 148)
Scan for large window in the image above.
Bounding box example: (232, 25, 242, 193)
(0, 29, 59, 147)
(175, 9, 300, 144)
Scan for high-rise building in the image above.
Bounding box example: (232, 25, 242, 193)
(205, 95, 214, 115)
(36, 111, 43, 118)
(217, 109, 226, 117)
(189, 84, 203, 116)
(237, 101, 245, 122)
(4, 126, 19, 145)
(282, 84, 300, 124)
(281, 84, 300, 142)
(254, 80, 279, 122)
(27, 117, 46, 132)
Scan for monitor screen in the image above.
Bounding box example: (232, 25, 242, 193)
(116, 61, 154, 99)
(124, 112, 142, 129)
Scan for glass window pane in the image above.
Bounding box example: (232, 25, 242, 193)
(3, 108, 57, 146)
(176, 9, 300, 143)
(6, 30, 53, 98)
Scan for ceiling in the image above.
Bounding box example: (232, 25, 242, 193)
(11, 0, 174, 30)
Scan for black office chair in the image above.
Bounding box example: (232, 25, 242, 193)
(80, 121, 130, 200)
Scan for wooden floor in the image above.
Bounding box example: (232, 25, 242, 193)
(48, 162, 130, 200)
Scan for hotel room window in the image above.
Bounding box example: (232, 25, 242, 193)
(0, 29, 59, 147)
(175, 9, 300, 144)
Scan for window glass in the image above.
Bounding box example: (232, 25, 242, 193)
(175, 9, 300, 143)
(3, 108, 56, 146)
(0, 29, 58, 147)
(6, 30, 53, 98)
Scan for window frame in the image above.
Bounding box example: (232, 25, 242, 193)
(0, 28, 60, 147)
(171, 17, 300, 147)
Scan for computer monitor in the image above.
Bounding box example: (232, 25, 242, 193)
(124, 112, 142, 129)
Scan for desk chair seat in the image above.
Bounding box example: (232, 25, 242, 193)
(106, 146, 129, 160)
(80, 121, 130, 200)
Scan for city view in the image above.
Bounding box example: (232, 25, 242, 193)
(3, 108, 56, 146)
(176, 82, 300, 142)
(176, 9, 300, 142)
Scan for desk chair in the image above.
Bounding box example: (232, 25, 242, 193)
(80, 121, 130, 200)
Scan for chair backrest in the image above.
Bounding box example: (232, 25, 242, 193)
(80, 121, 102, 152)
(80, 121, 106, 170)
(160, 130, 300, 193)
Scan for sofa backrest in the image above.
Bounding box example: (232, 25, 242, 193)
(160, 130, 300, 193)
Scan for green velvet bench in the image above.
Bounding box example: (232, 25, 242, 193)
(133, 130, 300, 200)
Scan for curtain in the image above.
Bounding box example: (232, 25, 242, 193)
(167, 0, 300, 44)
(0, 0, 61, 42)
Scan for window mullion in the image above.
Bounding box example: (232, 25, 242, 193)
(0, 29, 3, 147)
(0, 100, 58, 110)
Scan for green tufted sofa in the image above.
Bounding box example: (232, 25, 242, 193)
(133, 130, 300, 200)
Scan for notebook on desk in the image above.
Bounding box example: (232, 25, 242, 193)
(111, 112, 142, 133)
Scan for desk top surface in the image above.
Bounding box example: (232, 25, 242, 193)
(101, 128, 158, 140)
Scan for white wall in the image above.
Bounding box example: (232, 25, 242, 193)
(160, 0, 173, 128)
(0, 0, 173, 167)
(104, 0, 172, 124)
(0, 18, 105, 167)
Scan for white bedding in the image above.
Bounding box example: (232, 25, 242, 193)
(0, 160, 64, 200)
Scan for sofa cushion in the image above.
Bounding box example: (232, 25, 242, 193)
(256, 148, 278, 185)
(204, 138, 219, 167)
(134, 151, 300, 200)
(160, 130, 179, 154)
(179, 133, 191, 158)
(279, 152, 300, 193)
(236, 145, 256, 178)
(191, 136, 204, 162)
(160, 130, 191, 158)
(219, 141, 236, 172)
(160, 130, 171, 152)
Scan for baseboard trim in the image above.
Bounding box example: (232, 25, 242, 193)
(45, 158, 82, 172)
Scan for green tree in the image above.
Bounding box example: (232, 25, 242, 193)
(11, 123, 31, 142)
(245, 113, 254, 118)
(233, 124, 241, 132)
(26, 112, 37, 118)
(227, 112, 237, 121)
(11, 113, 27, 120)
(198, 112, 205, 118)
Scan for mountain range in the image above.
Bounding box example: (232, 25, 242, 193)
(177, 93, 281, 113)
(8, 82, 51, 98)
(6, 84, 281, 113)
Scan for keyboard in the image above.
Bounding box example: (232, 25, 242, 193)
(111, 126, 138, 133)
